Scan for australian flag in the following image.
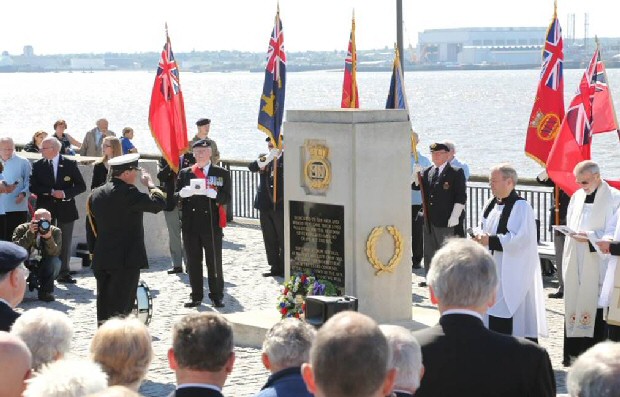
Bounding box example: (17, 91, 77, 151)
(386, 47, 409, 113)
(258, 9, 286, 148)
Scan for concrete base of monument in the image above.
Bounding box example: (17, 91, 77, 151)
(224, 305, 441, 348)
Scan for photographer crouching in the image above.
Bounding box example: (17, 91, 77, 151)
(12, 209, 61, 302)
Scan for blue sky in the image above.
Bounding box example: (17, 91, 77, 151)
(1, 0, 618, 55)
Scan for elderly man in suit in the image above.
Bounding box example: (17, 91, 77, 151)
(79, 118, 116, 157)
(412, 142, 467, 286)
(412, 238, 555, 397)
(0, 241, 28, 332)
(30, 137, 86, 284)
(168, 312, 235, 397)
(380, 325, 424, 397)
(301, 311, 396, 397)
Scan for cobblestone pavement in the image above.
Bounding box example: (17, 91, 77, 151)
(19, 220, 568, 396)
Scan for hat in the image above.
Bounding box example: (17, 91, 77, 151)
(192, 139, 212, 149)
(429, 142, 449, 152)
(108, 153, 140, 172)
(196, 118, 211, 127)
(0, 241, 28, 274)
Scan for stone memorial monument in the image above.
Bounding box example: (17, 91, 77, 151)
(284, 109, 412, 323)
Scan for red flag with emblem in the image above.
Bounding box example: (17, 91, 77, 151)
(341, 13, 358, 108)
(547, 48, 601, 195)
(525, 4, 564, 166)
(148, 26, 188, 172)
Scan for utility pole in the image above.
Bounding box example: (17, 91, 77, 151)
(397, 0, 404, 73)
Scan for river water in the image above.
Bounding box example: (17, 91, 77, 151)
(0, 68, 618, 178)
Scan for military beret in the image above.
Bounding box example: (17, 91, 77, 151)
(196, 118, 211, 127)
(429, 142, 449, 152)
(0, 241, 28, 273)
(108, 153, 140, 172)
(192, 139, 212, 149)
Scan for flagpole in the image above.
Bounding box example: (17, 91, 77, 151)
(396, 0, 404, 73)
(597, 36, 620, 132)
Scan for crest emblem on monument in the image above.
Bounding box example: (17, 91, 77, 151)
(302, 140, 332, 194)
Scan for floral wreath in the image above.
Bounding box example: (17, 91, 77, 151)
(277, 271, 338, 319)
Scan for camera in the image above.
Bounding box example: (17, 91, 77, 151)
(37, 219, 51, 234)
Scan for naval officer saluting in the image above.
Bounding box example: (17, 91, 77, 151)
(86, 153, 166, 325)
(176, 139, 231, 308)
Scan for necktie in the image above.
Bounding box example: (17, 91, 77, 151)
(47, 159, 55, 179)
(431, 167, 439, 186)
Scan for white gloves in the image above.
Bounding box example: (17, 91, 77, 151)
(257, 148, 280, 168)
(206, 188, 218, 199)
(411, 165, 424, 185)
(179, 186, 217, 199)
(537, 170, 549, 181)
(447, 203, 465, 227)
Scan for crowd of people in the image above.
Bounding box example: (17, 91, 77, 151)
(3, 117, 620, 395)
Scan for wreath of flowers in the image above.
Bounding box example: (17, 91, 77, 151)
(277, 271, 338, 319)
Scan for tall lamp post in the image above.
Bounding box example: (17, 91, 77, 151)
(396, 0, 404, 73)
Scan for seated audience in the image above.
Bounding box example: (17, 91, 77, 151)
(0, 241, 29, 331)
(567, 341, 620, 397)
(412, 238, 555, 397)
(10, 307, 73, 371)
(168, 312, 235, 397)
(12, 208, 62, 302)
(23, 131, 47, 153)
(380, 325, 424, 397)
(253, 318, 316, 397)
(301, 311, 396, 397)
(90, 317, 152, 392)
(0, 331, 32, 397)
(23, 359, 108, 397)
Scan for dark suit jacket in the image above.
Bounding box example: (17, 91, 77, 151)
(176, 164, 231, 234)
(86, 179, 165, 271)
(412, 314, 555, 397)
(254, 367, 312, 397)
(248, 155, 283, 211)
(170, 386, 224, 397)
(413, 163, 466, 227)
(90, 161, 109, 190)
(0, 300, 19, 332)
(157, 158, 178, 212)
(30, 155, 86, 223)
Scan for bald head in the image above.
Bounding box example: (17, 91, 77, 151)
(302, 311, 395, 397)
(0, 331, 32, 397)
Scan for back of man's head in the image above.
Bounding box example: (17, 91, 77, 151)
(568, 341, 620, 397)
(428, 238, 498, 310)
(171, 312, 234, 372)
(380, 325, 423, 394)
(23, 358, 108, 397)
(303, 311, 394, 397)
(262, 318, 316, 372)
(0, 331, 32, 397)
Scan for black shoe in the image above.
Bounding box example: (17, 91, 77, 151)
(167, 267, 183, 274)
(548, 290, 564, 299)
(412, 262, 422, 269)
(212, 299, 225, 308)
(418, 281, 427, 287)
(262, 271, 284, 278)
(57, 274, 77, 284)
(69, 270, 78, 275)
(38, 293, 55, 302)
(183, 300, 202, 308)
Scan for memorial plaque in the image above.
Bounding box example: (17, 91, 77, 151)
(289, 201, 345, 289)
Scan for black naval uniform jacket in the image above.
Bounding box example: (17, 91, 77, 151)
(86, 179, 166, 271)
(413, 163, 467, 227)
(176, 164, 231, 233)
(30, 155, 86, 223)
(0, 300, 19, 332)
(248, 154, 284, 211)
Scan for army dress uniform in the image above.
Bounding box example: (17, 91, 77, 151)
(86, 154, 165, 325)
(176, 140, 231, 308)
